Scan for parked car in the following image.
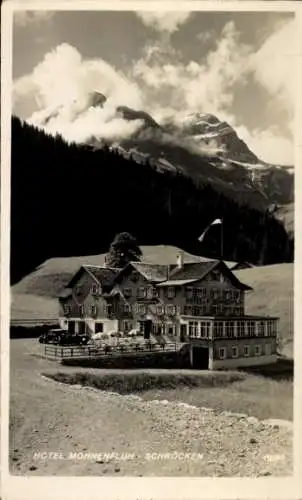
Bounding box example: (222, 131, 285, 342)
(39, 329, 89, 346)
(39, 329, 64, 344)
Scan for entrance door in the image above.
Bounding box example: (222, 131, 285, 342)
(78, 321, 86, 335)
(192, 346, 209, 369)
(143, 320, 152, 340)
(68, 321, 75, 334)
(180, 324, 187, 342)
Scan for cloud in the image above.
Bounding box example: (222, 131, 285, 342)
(249, 18, 296, 121)
(133, 21, 250, 115)
(13, 18, 295, 164)
(236, 125, 294, 165)
(135, 11, 192, 34)
(14, 10, 54, 27)
(13, 43, 144, 143)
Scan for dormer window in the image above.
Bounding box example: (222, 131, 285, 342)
(91, 305, 97, 317)
(131, 271, 139, 282)
(91, 284, 99, 295)
(123, 304, 131, 313)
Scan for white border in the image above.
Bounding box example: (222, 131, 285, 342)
(1, 1, 302, 499)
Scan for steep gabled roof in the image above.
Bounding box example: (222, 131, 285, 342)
(168, 261, 217, 281)
(66, 265, 121, 290)
(158, 260, 252, 291)
(131, 261, 169, 282)
(114, 261, 169, 284)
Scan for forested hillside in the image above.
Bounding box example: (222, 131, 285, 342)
(11, 117, 293, 284)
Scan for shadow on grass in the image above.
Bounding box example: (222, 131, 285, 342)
(43, 370, 246, 394)
(240, 357, 293, 381)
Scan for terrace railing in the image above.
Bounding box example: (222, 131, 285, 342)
(43, 341, 181, 359)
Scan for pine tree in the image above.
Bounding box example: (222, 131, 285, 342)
(106, 232, 142, 268)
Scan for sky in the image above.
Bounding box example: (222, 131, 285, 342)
(12, 9, 297, 165)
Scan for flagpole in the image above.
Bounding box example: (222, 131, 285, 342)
(220, 218, 223, 260)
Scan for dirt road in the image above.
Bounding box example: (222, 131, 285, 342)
(10, 339, 293, 476)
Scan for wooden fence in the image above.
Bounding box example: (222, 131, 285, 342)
(44, 342, 180, 359)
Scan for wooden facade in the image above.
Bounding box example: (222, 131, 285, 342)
(58, 256, 278, 369)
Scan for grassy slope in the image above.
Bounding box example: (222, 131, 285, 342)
(235, 264, 293, 358)
(11, 246, 293, 357)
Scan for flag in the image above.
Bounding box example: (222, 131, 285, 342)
(198, 218, 222, 242)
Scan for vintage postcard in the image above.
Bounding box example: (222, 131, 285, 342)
(1, 0, 302, 499)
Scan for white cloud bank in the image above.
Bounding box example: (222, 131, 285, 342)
(13, 17, 296, 164)
(14, 10, 54, 27)
(13, 43, 144, 143)
(135, 11, 192, 34)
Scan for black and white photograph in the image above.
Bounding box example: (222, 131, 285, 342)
(1, 0, 301, 496)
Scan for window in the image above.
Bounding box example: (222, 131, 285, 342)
(231, 346, 239, 358)
(123, 288, 132, 298)
(79, 305, 85, 316)
(95, 322, 103, 333)
(75, 285, 82, 295)
(153, 323, 163, 335)
(106, 304, 113, 316)
(166, 304, 176, 316)
(146, 286, 154, 299)
(234, 306, 241, 317)
(225, 289, 232, 300)
(91, 284, 99, 295)
(138, 304, 146, 315)
(226, 321, 235, 338)
(212, 304, 218, 315)
(218, 347, 226, 359)
(167, 286, 175, 298)
(247, 321, 255, 336)
(131, 271, 139, 282)
(157, 305, 164, 315)
(243, 345, 250, 357)
(265, 343, 272, 355)
(63, 304, 70, 315)
(188, 321, 199, 337)
(167, 324, 176, 336)
(214, 321, 223, 338)
(218, 304, 223, 315)
(184, 306, 192, 316)
(200, 321, 210, 338)
(211, 270, 220, 281)
(123, 321, 132, 332)
(186, 287, 193, 299)
(212, 288, 219, 299)
(258, 321, 265, 336)
(138, 287, 146, 298)
(192, 306, 200, 316)
(254, 344, 262, 356)
(237, 321, 245, 337)
(91, 305, 97, 317)
(123, 304, 131, 313)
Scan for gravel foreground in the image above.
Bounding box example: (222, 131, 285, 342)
(10, 375, 292, 477)
(10, 340, 293, 477)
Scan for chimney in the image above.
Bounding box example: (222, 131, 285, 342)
(176, 252, 184, 269)
(167, 264, 171, 280)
